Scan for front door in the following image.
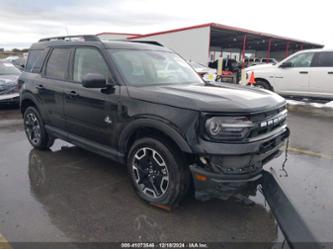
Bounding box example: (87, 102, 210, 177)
(64, 46, 119, 147)
(272, 52, 314, 95)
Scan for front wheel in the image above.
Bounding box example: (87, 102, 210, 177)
(254, 79, 272, 90)
(24, 106, 54, 150)
(127, 137, 190, 207)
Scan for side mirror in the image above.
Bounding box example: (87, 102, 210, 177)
(279, 62, 292, 68)
(82, 73, 107, 88)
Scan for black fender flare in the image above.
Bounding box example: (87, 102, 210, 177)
(119, 118, 193, 154)
(20, 92, 41, 114)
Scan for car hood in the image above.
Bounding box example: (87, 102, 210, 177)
(246, 63, 275, 71)
(127, 83, 286, 113)
(0, 74, 19, 83)
(0, 75, 19, 92)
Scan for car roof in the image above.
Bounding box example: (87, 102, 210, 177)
(296, 48, 333, 53)
(30, 37, 171, 52)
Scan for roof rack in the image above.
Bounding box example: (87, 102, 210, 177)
(130, 40, 163, 47)
(39, 35, 101, 42)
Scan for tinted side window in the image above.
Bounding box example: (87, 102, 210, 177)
(45, 48, 70, 80)
(73, 47, 109, 82)
(285, 52, 314, 67)
(26, 50, 42, 72)
(312, 52, 333, 67)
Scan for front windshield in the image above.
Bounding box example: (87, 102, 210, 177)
(0, 61, 21, 75)
(109, 49, 203, 86)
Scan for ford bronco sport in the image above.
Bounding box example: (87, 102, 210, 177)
(19, 35, 289, 206)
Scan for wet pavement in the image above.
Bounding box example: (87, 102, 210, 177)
(0, 107, 332, 246)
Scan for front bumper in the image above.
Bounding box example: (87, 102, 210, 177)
(0, 93, 19, 104)
(190, 128, 289, 201)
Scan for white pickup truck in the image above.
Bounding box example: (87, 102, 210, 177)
(246, 49, 333, 99)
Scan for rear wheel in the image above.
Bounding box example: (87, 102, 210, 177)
(24, 106, 54, 150)
(127, 137, 190, 207)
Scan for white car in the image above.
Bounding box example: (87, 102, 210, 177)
(246, 49, 333, 99)
(187, 61, 217, 82)
(245, 57, 278, 67)
(0, 61, 21, 104)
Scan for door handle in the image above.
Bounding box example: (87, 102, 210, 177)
(66, 90, 79, 97)
(299, 71, 308, 74)
(35, 84, 44, 89)
(328, 72, 333, 74)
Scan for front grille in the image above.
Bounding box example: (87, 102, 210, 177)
(248, 106, 287, 141)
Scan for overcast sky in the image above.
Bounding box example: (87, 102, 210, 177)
(1, 0, 332, 50)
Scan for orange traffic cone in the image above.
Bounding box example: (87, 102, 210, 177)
(248, 72, 256, 86)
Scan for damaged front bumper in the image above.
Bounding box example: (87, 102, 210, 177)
(190, 164, 263, 201)
(190, 128, 289, 201)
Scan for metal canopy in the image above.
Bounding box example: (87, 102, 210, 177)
(209, 23, 323, 52)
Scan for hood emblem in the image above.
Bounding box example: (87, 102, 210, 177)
(104, 116, 112, 125)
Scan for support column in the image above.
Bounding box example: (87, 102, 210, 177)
(285, 41, 290, 58)
(266, 38, 272, 59)
(241, 34, 247, 69)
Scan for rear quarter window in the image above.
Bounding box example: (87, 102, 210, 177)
(25, 49, 44, 72)
(45, 48, 71, 80)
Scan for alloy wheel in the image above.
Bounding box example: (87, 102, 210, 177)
(132, 147, 169, 199)
(25, 112, 41, 146)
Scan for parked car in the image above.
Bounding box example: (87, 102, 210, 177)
(0, 60, 21, 104)
(244, 58, 260, 67)
(260, 58, 278, 64)
(187, 61, 217, 82)
(246, 49, 333, 99)
(245, 57, 278, 67)
(20, 35, 289, 206)
(10, 57, 26, 71)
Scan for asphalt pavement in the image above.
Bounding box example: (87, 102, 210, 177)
(0, 107, 332, 247)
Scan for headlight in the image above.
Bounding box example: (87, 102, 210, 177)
(205, 116, 254, 141)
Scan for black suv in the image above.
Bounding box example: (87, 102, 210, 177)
(19, 35, 289, 206)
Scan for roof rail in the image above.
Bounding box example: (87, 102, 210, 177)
(39, 35, 101, 42)
(130, 40, 164, 47)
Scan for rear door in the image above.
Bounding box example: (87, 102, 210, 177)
(64, 46, 119, 147)
(38, 47, 71, 131)
(272, 52, 314, 94)
(309, 52, 333, 98)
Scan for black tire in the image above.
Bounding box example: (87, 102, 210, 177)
(255, 79, 272, 90)
(127, 137, 190, 207)
(23, 106, 54, 150)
